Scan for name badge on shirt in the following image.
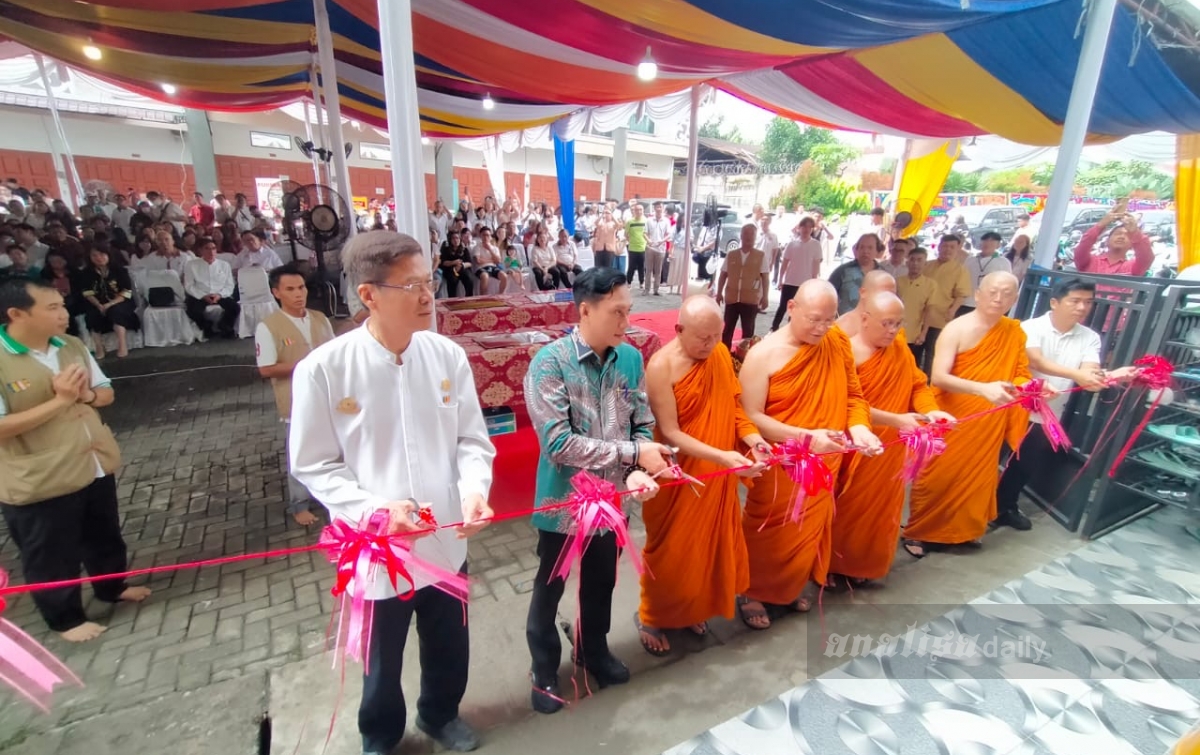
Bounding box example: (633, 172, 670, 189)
(336, 397, 361, 414)
(440, 378, 452, 405)
(6, 379, 31, 393)
(282, 338, 295, 346)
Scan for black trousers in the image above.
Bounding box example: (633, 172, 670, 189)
(359, 572, 470, 753)
(0, 475, 128, 632)
(185, 295, 240, 336)
(919, 327, 943, 375)
(554, 263, 583, 283)
(526, 529, 618, 680)
(626, 251, 646, 287)
(594, 250, 615, 269)
(533, 267, 563, 291)
(771, 284, 799, 331)
(722, 302, 759, 350)
(996, 425, 1056, 518)
(445, 270, 473, 297)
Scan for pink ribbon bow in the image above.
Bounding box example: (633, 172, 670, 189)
(0, 569, 82, 711)
(898, 419, 952, 484)
(551, 471, 644, 583)
(773, 436, 834, 524)
(1130, 354, 1172, 390)
(318, 510, 469, 670)
(1014, 379, 1071, 452)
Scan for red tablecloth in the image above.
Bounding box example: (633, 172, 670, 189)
(436, 293, 579, 336)
(454, 325, 662, 413)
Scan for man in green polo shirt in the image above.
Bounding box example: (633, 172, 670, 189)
(0, 279, 150, 642)
(624, 202, 648, 291)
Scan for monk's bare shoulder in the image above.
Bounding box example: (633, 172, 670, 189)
(741, 330, 795, 378)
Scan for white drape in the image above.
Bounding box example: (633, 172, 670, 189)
(961, 132, 1179, 171)
(481, 136, 507, 200)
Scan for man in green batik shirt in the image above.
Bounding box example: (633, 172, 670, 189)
(522, 266, 672, 715)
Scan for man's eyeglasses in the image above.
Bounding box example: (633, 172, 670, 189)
(371, 279, 436, 294)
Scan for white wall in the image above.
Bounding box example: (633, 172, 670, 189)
(0, 106, 190, 163)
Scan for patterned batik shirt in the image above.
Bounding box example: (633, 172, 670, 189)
(524, 329, 655, 533)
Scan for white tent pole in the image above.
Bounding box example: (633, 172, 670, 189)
(34, 55, 84, 211)
(682, 84, 701, 300)
(1033, 0, 1118, 268)
(302, 101, 321, 186)
(377, 0, 435, 330)
(309, 64, 330, 186)
(313, 0, 355, 212)
(890, 139, 910, 205)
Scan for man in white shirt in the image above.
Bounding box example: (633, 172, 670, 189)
(994, 278, 1134, 531)
(644, 201, 672, 296)
(234, 230, 285, 272)
(148, 191, 187, 236)
(108, 194, 137, 240)
(133, 231, 195, 275)
(183, 238, 239, 339)
(290, 230, 495, 755)
(771, 217, 823, 331)
(231, 193, 257, 233)
(756, 215, 781, 285)
(959, 231, 1013, 317)
(13, 224, 49, 269)
(255, 263, 334, 526)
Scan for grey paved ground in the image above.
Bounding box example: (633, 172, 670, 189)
(0, 289, 691, 752)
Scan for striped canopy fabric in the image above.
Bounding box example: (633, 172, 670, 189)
(1, 0, 1198, 142)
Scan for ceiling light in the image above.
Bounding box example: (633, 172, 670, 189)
(482, 93, 495, 111)
(82, 44, 102, 61)
(160, 83, 177, 95)
(636, 46, 657, 81)
(421, 137, 431, 146)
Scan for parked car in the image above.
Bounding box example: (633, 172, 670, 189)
(946, 204, 1026, 247)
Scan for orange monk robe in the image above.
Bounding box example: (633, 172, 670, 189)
(905, 318, 1031, 545)
(639, 345, 755, 628)
(832, 332, 939, 580)
(742, 328, 871, 605)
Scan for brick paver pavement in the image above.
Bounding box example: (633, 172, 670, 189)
(0, 288, 698, 751)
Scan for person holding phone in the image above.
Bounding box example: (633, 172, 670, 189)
(1072, 198, 1154, 278)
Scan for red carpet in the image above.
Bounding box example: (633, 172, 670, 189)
(491, 423, 540, 516)
(630, 307, 749, 346)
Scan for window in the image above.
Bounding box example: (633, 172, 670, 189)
(359, 142, 390, 161)
(628, 114, 655, 135)
(250, 131, 291, 150)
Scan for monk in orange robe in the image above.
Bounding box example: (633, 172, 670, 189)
(834, 270, 897, 338)
(832, 292, 955, 584)
(738, 280, 882, 628)
(637, 296, 770, 653)
(904, 272, 1032, 557)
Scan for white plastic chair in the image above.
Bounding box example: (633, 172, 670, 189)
(139, 269, 200, 347)
(236, 266, 279, 338)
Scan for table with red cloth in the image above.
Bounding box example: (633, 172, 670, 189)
(436, 292, 579, 337)
(452, 325, 662, 414)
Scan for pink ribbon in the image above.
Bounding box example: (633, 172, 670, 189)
(0, 569, 82, 711)
(1108, 355, 1175, 476)
(773, 436, 834, 524)
(898, 419, 951, 484)
(1014, 379, 1071, 452)
(550, 471, 644, 583)
(318, 510, 469, 671)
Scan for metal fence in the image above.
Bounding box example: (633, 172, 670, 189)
(1011, 269, 1200, 535)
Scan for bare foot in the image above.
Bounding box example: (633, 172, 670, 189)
(60, 621, 107, 642)
(736, 596, 771, 630)
(292, 510, 318, 526)
(119, 586, 152, 603)
(789, 582, 820, 613)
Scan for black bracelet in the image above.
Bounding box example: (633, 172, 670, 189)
(623, 465, 647, 484)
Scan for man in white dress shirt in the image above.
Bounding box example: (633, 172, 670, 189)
(290, 230, 495, 755)
(994, 278, 1135, 531)
(644, 201, 672, 296)
(183, 238, 239, 339)
(234, 230, 284, 272)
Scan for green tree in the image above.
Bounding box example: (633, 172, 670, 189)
(942, 171, 982, 193)
(697, 115, 744, 143)
(770, 161, 870, 216)
(982, 168, 1035, 193)
(1076, 160, 1173, 199)
(1030, 163, 1057, 186)
(758, 117, 839, 169)
(810, 142, 861, 176)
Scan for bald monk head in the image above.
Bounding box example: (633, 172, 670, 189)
(858, 292, 906, 350)
(675, 295, 724, 361)
(974, 271, 1020, 319)
(838, 270, 897, 336)
(786, 279, 839, 345)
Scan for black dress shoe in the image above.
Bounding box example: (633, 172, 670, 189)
(530, 673, 563, 714)
(574, 652, 630, 688)
(992, 510, 1032, 531)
